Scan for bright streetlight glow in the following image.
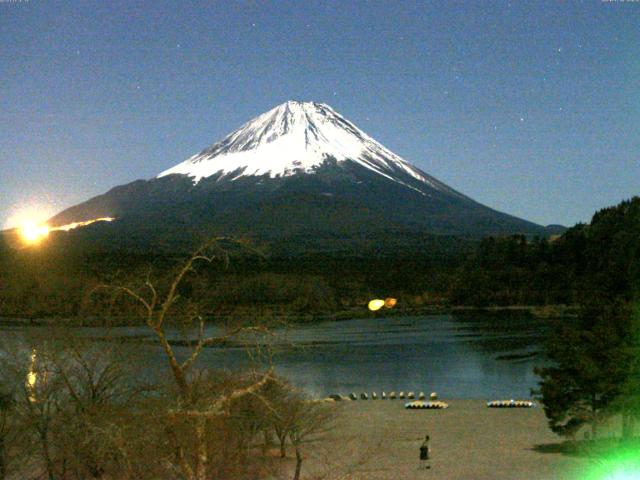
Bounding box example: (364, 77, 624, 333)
(20, 220, 50, 244)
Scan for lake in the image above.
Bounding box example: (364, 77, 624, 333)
(0, 314, 550, 399)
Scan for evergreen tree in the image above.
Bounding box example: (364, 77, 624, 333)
(610, 303, 640, 438)
(536, 301, 633, 439)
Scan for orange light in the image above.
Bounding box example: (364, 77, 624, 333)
(20, 220, 50, 244)
(384, 298, 397, 308)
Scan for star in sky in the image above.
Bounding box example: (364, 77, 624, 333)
(1, 0, 636, 229)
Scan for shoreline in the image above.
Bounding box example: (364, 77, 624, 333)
(0, 304, 577, 327)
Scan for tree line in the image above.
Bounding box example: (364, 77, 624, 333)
(1, 198, 639, 319)
(0, 232, 469, 321)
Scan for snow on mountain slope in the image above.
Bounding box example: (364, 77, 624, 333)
(158, 101, 463, 198)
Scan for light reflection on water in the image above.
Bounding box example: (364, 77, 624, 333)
(0, 314, 549, 399)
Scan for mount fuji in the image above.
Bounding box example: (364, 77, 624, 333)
(157, 100, 461, 199)
(49, 101, 549, 251)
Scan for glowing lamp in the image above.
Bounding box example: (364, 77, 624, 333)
(368, 299, 385, 311)
(384, 298, 397, 308)
(20, 221, 50, 244)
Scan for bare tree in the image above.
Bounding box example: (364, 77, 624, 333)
(52, 336, 146, 479)
(259, 381, 336, 480)
(96, 240, 278, 480)
(289, 399, 334, 480)
(0, 328, 152, 480)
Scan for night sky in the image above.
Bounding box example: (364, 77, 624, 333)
(1, 0, 638, 229)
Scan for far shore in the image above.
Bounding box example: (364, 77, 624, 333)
(0, 304, 578, 327)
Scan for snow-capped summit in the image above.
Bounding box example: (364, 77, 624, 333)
(158, 101, 460, 197)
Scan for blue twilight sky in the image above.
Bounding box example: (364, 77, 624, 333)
(1, 0, 639, 228)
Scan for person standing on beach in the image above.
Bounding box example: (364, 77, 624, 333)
(419, 435, 430, 470)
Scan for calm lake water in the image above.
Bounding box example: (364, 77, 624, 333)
(0, 314, 549, 399)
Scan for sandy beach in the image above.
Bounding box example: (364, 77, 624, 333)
(298, 399, 595, 480)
